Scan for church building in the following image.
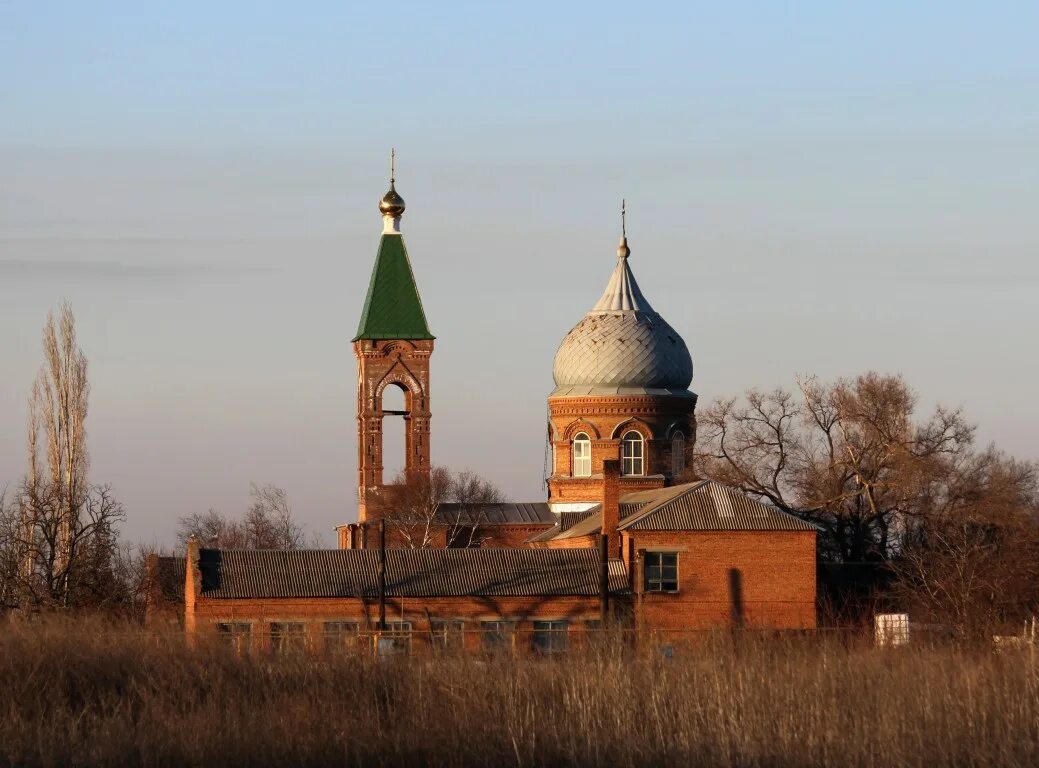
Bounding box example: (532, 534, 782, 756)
(170, 163, 818, 653)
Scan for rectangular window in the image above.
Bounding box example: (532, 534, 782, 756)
(270, 621, 307, 655)
(533, 620, 569, 655)
(644, 552, 679, 592)
(622, 432, 644, 477)
(217, 622, 252, 654)
(481, 620, 514, 652)
(378, 621, 412, 656)
(429, 619, 465, 650)
(573, 439, 591, 477)
(324, 621, 360, 654)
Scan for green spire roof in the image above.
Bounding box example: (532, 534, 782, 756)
(353, 234, 434, 341)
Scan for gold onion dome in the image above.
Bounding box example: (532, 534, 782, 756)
(379, 182, 405, 217)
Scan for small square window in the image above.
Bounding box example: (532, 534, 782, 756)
(430, 619, 465, 650)
(324, 621, 360, 654)
(533, 620, 569, 655)
(481, 620, 514, 651)
(270, 621, 306, 655)
(378, 621, 412, 656)
(217, 622, 252, 653)
(644, 552, 679, 592)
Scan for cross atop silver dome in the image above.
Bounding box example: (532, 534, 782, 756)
(550, 204, 693, 397)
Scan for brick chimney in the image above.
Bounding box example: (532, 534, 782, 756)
(601, 458, 621, 557)
(184, 536, 202, 640)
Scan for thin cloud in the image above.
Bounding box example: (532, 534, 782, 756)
(0, 258, 252, 280)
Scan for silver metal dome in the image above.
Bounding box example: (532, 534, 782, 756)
(551, 237, 693, 397)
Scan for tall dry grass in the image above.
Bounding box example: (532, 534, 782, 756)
(1, 617, 1037, 767)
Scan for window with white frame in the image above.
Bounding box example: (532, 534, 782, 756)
(671, 432, 685, 477)
(572, 432, 592, 477)
(621, 430, 644, 476)
(217, 622, 252, 654)
(323, 621, 360, 655)
(270, 621, 307, 655)
(533, 620, 569, 654)
(378, 620, 412, 656)
(430, 619, 465, 651)
(481, 620, 514, 652)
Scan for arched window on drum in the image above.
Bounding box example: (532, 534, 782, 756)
(621, 431, 644, 477)
(572, 433, 592, 477)
(671, 432, 685, 478)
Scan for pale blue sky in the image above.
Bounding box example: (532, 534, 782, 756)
(1, 2, 1037, 545)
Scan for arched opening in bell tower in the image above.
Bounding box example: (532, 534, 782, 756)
(380, 382, 409, 482)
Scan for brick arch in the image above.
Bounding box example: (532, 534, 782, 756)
(562, 419, 601, 441)
(381, 340, 417, 355)
(664, 420, 688, 440)
(375, 363, 423, 401)
(610, 417, 653, 441)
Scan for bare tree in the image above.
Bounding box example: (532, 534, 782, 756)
(177, 483, 308, 549)
(890, 450, 1039, 636)
(3, 304, 125, 609)
(368, 467, 504, 548)
(694, 371, 1039, 627)
(4, 480, 125, 609)
(694, 373, 974, 563)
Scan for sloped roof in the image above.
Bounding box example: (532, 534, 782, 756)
(434, 502, 556, 525)
(618, 480, 818, 532)
(198, 548, 628, 599)
(536, 481, 817, 543)
(353, 234, 434, 341)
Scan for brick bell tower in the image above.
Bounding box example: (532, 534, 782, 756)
(353, 152, 435, 523)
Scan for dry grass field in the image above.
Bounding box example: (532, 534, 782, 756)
(1, 618, 1037, 767)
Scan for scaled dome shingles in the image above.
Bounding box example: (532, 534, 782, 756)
(551, 244, 693, 397)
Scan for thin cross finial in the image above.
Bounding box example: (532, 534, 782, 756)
(621, 198, 627, 238)
(390, 148, 396, 185)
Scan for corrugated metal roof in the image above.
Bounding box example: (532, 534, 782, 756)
(523, 507, 598, 544)
(199, 548, 629, 599)
(619, 480, 818, 532)
(434, 502, 555, 525)
(561, 508, 598, 531)
(536, 481, 817, 542)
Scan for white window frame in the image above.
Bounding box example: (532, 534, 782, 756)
(217, 621, 253, 654)
(671, 432, 685, 477)
(270, 621, 307, 655)
(323, 620, 360, 655)
(572, 432, 592, 477)
(533, 619, 569, 655)
(621, 430, 645, 476)
(429, 618, 466, 650)
(481, 619, 515, 651)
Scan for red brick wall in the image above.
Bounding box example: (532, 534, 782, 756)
(188, 594, 605, 654)
(547, 393, 696, 504)
(355, 338, 434, 522)
(625, 530, 816, 632)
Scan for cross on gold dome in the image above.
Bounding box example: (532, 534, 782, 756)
(379, 148, 406, 218)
